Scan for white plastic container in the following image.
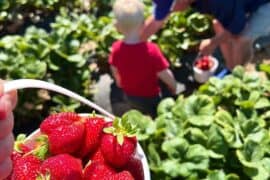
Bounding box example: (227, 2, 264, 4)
(193, 56, 219, 83)
(25, 113, 151, 180)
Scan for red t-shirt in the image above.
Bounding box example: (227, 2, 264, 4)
(109, 40, 169, 97)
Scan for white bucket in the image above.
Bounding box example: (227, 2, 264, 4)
(193, 56, 219, 83)
(25, 113, 151, 180)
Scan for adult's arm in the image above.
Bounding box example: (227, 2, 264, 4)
(199, 19, 233, 55)
(140, 0, 175, 41)
(140, 15, 165, 41)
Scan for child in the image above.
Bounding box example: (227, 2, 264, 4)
(109, 0, 182, 117)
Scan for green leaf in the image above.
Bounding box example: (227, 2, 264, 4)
(188, 115, 214, 127)
(161, 159, 184, 178)
(206, 125, 228, 158)
(185, 127, 208, 145)
(148, 143, 162, 170)
(185, 144, 209, 164)
(232, 66, 245, 79)
(254, 98, 270, 109)
(206, 170, 226, 180)
(157, 98, 175, 115)
(184, 95, 215, 116)
(259, 63, 270, 74)
(162, 137, 189, 159)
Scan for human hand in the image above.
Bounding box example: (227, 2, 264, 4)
(0, 80, 17, 179)
(199, 38, 218, 56)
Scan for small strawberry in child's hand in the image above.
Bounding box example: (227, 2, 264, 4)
(77, 116, 106, 158)
(40, 112, 85, 155)
(101, 117, 137, 168)
(83, 161, 116, 180)
(39, 154, 83, 180)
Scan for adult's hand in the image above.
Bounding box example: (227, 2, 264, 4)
(0, 80, 17, 179)
(140, 15, 164, 41)
(199, 38, 218, 55)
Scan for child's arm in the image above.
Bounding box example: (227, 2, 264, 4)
(110, 65, 121, 88)
(157, 68, 177, 95)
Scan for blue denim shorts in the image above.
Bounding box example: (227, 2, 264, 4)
(242, 3, 270, 40)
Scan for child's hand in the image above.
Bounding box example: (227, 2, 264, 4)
(0, 80, 17, 179)
(175, 83, 186, 95)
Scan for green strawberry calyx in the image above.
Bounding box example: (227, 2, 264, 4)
(103, 117, 137, 146)
(24, 134, 49, 160)
(14, 134, 27, 153)
(36, 171, 50, 180)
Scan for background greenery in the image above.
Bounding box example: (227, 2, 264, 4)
(2, 0, 270, 179)
(0, 0, 213, 133)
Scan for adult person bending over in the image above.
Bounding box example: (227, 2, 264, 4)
(141, 0, 270, 70)
(0, 80, 17, 179)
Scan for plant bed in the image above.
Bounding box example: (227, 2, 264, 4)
(128, 66, 270, 179)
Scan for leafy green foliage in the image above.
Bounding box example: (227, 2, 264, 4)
(127, 66, 270, 179)
(154, 10, 213, 67)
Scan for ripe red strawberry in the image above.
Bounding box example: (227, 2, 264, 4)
(83, 161, 116, 180)
(101, 118, 137, 168)
(125, 156, 144, 180)
(40, 112, 85, 155)
(39, 154, 83, 180)
(40, 112, 81, 134)
(78, 116, 106, 158)
(10, 155, 42, 180)
(108, 171, 134, 180)
(195, 56, 213, 71)
(90, 148, 105, 163)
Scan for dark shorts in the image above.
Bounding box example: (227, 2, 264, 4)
(124, 94, 161, 118)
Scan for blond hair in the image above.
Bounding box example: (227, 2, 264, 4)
(113, 0, 144, 33)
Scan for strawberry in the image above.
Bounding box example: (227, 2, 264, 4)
(39, 154, 83, 180)
(40, 112, 85, 155)
(108, 171, 134, 180)
(40, 112, 81, 134)
(195, 56, 213, 71)
(78, 116, 106, 158)
(10, 154, 42, 180)
(125, 156, 144, 180)
(101, 118, 137, 168)
(90, 148, 105, 163)
(83, 161, 116, 180)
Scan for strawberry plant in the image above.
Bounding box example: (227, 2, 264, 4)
(125, 66, 270, 179)
(154, 9, 213, 67)
(0, 0, 85, 35)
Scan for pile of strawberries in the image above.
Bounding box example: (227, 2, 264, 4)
(194, 56, 214, 71)
(6, 112, 144, 180)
